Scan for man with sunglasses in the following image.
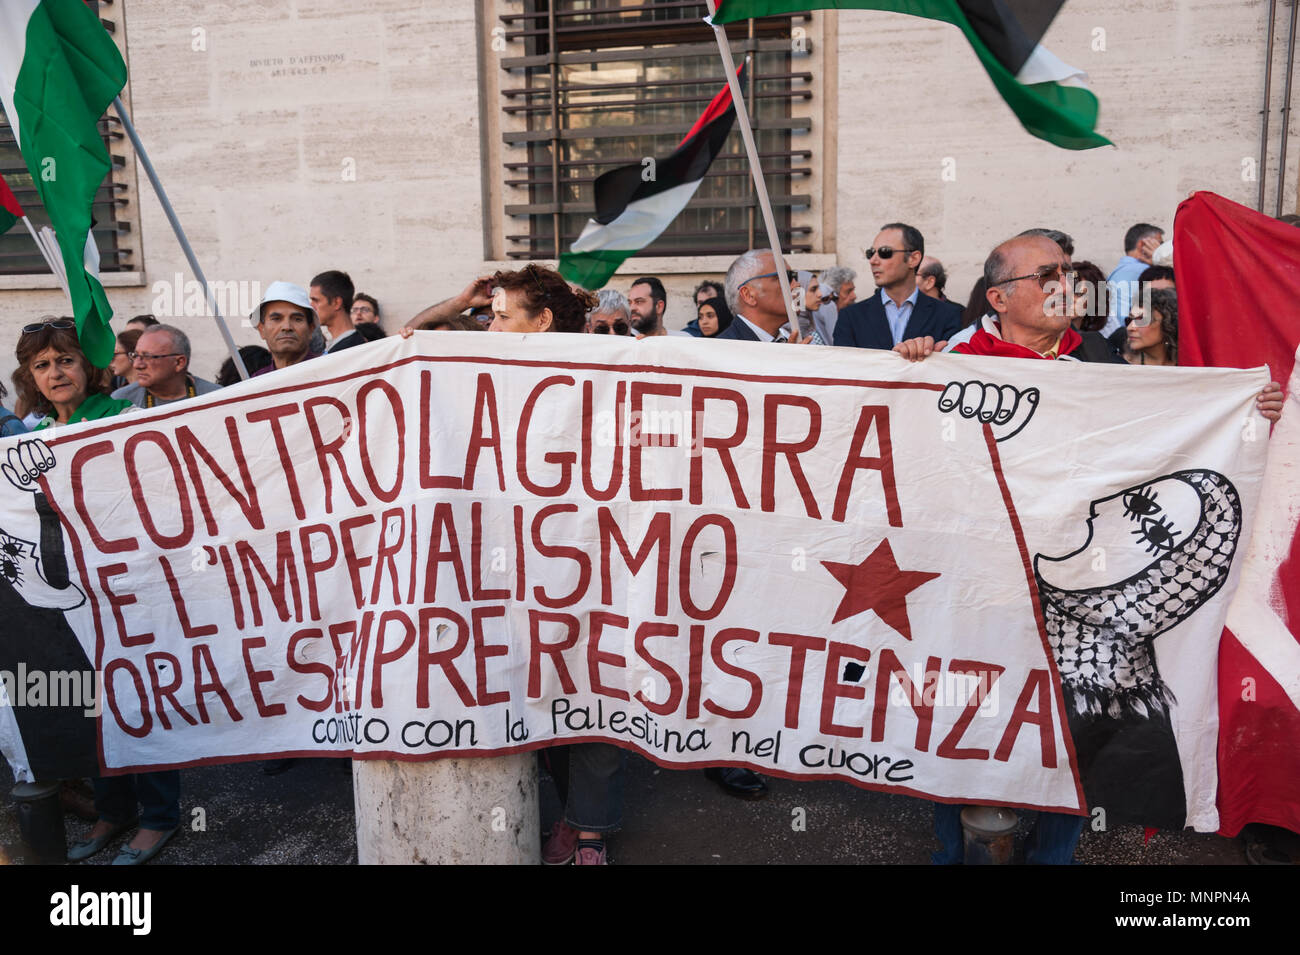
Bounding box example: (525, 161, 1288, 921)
(586, 289, 634, 336)
(833, 223, 962, 351)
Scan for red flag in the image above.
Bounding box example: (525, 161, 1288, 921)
(1175, 190, 1300, 836)
(0, 175, 23, 234)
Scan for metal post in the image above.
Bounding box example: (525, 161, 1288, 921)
(111, 97, 249, 380)
(1275, 0, 1298, 217)
(1260, 0, 1277, 213)
(705, 3, 800, 336)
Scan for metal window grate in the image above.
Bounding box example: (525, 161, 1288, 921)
(0, 0, 135, 277)
(502, 0, 812, 260)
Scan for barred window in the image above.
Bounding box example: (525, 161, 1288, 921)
(499, 1, 813, 260)
(0, 0, 138, 278)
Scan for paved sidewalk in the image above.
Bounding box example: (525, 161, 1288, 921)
(0, 753, 1284, 865)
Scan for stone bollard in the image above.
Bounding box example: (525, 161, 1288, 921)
(960, 805, 1018, 865)
(12, 781, 67, 865)
(353, 755, 539, 865)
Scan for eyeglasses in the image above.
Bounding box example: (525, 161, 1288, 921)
(592, 320, 630, 336)
(129, 351, 183, 362)
(996, 264, 1075, 291)
(351, 305, 375, 314)
(739, 270, 796, 289)
(864, 247, 916, 260)
(21, 319, 75, 335)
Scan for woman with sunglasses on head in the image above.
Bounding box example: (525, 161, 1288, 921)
(696, 294, 734, 338)
(13, 319, 134, 429)
(1122, 288, 1178, 367)
(9, 319, 180, 864)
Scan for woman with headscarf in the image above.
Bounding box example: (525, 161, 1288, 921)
(695, 295, 734, 338)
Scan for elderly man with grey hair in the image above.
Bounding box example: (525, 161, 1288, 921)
(112, 323, 220, 409)
(819, 265, 857, 309)
(716, 250, 811, 341)
(586, 288, 633, 336)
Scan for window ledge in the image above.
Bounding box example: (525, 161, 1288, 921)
(0, 272, 147, 291)
(482, 255, 839, 276)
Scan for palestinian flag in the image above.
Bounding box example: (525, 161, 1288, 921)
(0, 0, 127, 366)
(710, 1, 1110, 150)
(559, 67, 744, 290)
(0, 174, 21, 234)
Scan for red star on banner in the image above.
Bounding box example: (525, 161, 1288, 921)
(821, 540, 941, 640)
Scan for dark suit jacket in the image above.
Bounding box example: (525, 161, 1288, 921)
(832, 290, 963, 350)
(326, 329, 366, 354)
(714, 317, 763, 342)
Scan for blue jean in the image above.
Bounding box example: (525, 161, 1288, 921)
(932, 803, 1083, 865)
(93, 771, 181, 831)
(547, 743, 625, 834)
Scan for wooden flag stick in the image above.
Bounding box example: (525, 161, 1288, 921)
(704, 3, 800, 337)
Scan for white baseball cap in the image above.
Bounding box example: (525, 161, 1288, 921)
(250, 281, 316, 326)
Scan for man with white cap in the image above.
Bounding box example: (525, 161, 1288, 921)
(250, 280, 318, 377)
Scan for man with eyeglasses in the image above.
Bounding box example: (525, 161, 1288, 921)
(111, 324, 219, 409)
(893, 232, 1284, 864)
(900, 234, 1122, 364)
(715, 249, 811, 344)
(833, 223, 962, 351)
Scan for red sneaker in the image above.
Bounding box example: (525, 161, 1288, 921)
(574, 839, 608, 865)
(542, 821, 579, 865)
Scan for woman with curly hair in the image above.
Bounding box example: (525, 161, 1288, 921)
(402, 264, 596, 336)
(13, 318, 133, 428)
(1123, 287, 1178, 366)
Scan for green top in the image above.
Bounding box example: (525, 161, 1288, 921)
(34, 392, 134, 430)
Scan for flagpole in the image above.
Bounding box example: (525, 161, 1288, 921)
(110, 97, 249, 380)
(704, 4, 801, 337)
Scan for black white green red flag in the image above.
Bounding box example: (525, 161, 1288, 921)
(559, 67, 744, 290)
(0, 174, 21, 234)
(0, 0, 128, 366)
(709, 1, 1109, 150)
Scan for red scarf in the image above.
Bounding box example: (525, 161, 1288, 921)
(954, 319, 1082, 360)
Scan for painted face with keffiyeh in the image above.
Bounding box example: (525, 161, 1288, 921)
(1032, 470, 1241, 720)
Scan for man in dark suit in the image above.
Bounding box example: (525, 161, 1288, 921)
(833, 223, 962, 350)
(716, 249, 811, 345)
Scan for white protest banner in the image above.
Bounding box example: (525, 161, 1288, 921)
(0, 334, 1268, 828)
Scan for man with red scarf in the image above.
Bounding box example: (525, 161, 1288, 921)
(893, 232, 1284, 863)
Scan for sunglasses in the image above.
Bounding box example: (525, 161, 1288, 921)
(592, 320, 630, 335)
(21, 319, 75, 335)
(864, 247, 916, 260)
(997, 264, 1076, 291)
(129, 351, 183, 362)
(1126, 310, 1157, 328)
(739, 270, 797, 289)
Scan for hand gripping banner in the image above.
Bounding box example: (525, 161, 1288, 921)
(0, 334, 1269, 828)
